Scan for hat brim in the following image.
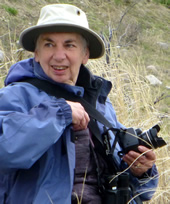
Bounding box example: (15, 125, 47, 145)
(19, 24, 105, 59)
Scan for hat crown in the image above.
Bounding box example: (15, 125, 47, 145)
(37, 4, 89, 28)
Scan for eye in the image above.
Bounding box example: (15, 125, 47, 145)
(44, 42, 54, 48)
(66, 43, 75, 48)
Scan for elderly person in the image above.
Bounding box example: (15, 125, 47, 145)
(0, 4, 158, 204)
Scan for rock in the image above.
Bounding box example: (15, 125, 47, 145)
(166, 86, 170, 90)
(145, 75, 162, 85)
(157, 42, 170, 50)
(146, 65, 158, 74)
(0, 50, 5, 62)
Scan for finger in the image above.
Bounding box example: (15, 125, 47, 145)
(131, 163, 148, 177)
(123, 154, 137, 167)
(84, 111, 90, 123)
(138, 146, 156, 160)
(73, 111, 89, 130)
(124, 155, 148, 176)
(123, 151, 149, 169)
(123, 151, 142, 163)
(123, 148, 156, 177)
(134, 163, 142, 168)
(79, 116, 87, 129)
(123, 151, 155, 176)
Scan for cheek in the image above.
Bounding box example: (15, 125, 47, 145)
(35, 48, 51, 62)
(38, 54, 51, 70)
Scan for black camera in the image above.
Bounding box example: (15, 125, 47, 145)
(118, 124, 167, 154)
(100, 124, 167, 204)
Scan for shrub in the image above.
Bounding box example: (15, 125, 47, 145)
(2, 5, 18, 16)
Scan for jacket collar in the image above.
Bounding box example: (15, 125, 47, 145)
(77, 65, 112, 106)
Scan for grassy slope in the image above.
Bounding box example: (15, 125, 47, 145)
(0, 0, 169, 104)
(0, 0, 169, 203)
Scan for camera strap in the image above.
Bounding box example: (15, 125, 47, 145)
(19, 78, 142, 203)
(20, 78, 120, 173)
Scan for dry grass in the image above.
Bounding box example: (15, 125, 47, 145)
(0, 38, 169, 204)
(87, 45, 170, 204)
(0, 0, 169, 203)
(0, 22, 169, 204)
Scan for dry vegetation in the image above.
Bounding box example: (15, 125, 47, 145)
(0, 0, 169, 203)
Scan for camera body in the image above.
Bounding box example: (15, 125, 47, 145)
(118, 124, 167, 154)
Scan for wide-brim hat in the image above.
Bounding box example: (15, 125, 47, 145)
(19, 4, 105, 59)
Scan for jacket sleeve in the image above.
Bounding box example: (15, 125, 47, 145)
(0, 84, 72, 172)
(129, 164, 159, 201)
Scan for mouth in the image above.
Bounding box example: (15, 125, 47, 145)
(51, 65, 68, 70)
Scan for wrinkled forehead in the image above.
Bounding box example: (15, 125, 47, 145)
(35, 32, 88, 48)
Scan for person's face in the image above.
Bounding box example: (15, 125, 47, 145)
(35, 32, 89, 85)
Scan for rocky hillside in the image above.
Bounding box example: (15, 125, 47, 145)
(0, 0, 169, 102)
(0, 0, 169, 203)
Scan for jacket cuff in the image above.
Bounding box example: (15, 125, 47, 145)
(53, 97, 72, 126)
(138, 164, 159, 182)
(132, 164, 159, 201)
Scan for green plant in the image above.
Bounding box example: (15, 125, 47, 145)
(114, 0, 123, 5)
(153, 0, 170, 6)
(2, 5, 18, 16)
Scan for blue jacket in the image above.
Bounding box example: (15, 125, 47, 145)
(0, 58, 158, 203)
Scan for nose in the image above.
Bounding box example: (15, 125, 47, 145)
(52, 46, 66, 61)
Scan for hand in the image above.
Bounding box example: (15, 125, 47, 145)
(123, 145, 156, 177)
(66, 101, 90, 131)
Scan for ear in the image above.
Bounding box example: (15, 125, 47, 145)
(82, 48, 90, 65)
(34, 50, 39, 62)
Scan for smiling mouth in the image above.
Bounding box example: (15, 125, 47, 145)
(51, 66, 68, 70)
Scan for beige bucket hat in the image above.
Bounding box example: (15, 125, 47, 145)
(19, 4, 105, 59)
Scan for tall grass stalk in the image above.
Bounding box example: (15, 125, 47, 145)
(0, 25, 18, 87)
(88, 53, 159, 128)
(88, 45, 169, 203)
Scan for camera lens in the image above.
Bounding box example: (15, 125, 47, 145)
(139, 125, 167, 149)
